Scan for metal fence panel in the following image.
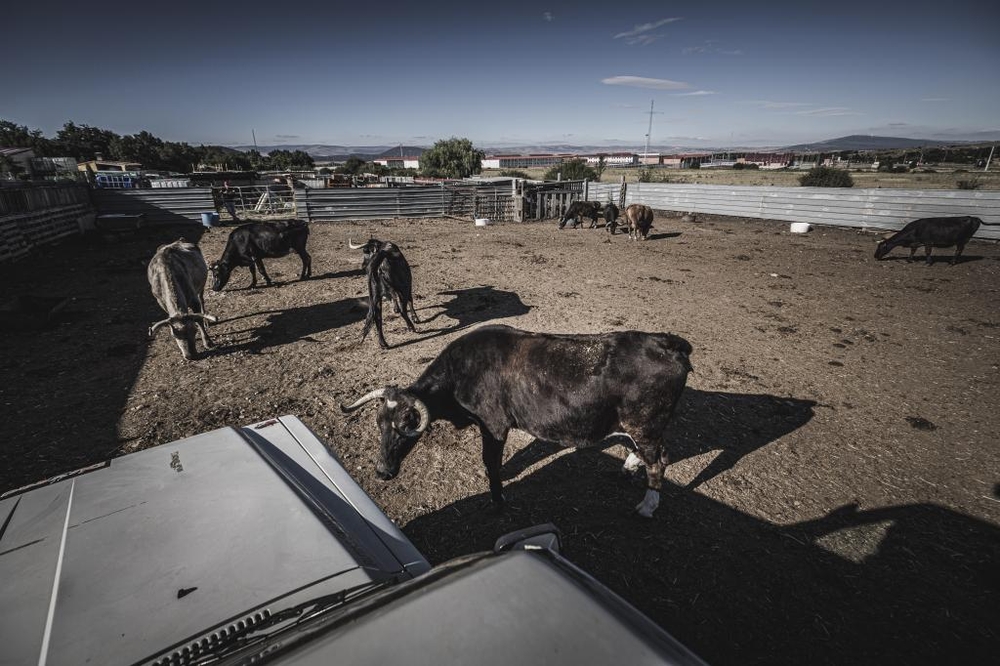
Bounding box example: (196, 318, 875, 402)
(0, 205, 92, 263)
(0, 183, 90, 216)
(626, 184, 1000, 240)
(299, 184, 516, 222)
(91, 188, 216, 225)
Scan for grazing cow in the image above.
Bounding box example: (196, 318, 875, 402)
(603, 202, 620, 235)
(624, 204, 655, 241)
(341, 324, 693, 518)
(348, 238, 419, 349)
(147, 239, 217, 360)
(210, 219, 311, 291)
(559, 201, 602, 229)
(874, 216, 997, 265)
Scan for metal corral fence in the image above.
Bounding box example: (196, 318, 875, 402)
(0, 184, 93, 262)
(219, 185, 296, 217)
(624, 183, 1000, 240)
(91, 188, 217, 225)
(296, 182, 519, 222)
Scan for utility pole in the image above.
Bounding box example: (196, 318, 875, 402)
(985, 145, 995, 172)
(251, 129, 259, 168)
(643, 99, 654, 166)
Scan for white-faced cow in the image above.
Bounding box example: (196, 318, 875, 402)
(624, 204, 654, 241)
(874, 216, 997, 265)
(341, 324, 693, 518)
(147, 239, 217, 360)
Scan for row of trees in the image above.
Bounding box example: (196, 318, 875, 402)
(0, 120, 315, 174)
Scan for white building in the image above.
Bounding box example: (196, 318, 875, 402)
(584, 152, 639, 167)
(373, 156, 421, 169)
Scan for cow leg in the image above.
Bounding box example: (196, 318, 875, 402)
(247, 262, 258, 288)
(951, 243, 965, 266)
(408, 299, 421, 323)
(924, 246, 933, 266)
(254, 257, 273, 285)
(361, 280, 390, 348)
(397, 296, 418, 333)
(634, 455, 663, 518)
(481, 428, 506, 506)
(907, 247, 916, 263)
(298, 249, 312, 279)
(194, 291, 214, 350)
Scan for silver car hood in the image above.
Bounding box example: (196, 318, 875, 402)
(0, 416, 428, 666)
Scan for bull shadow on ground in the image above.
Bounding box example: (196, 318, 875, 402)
(500, 389, 815, 487)
(214, 297, 370, 353)
(389, 286, 531, 349)
(877, 254, 984, 265)
(403, 447, 999, 666)
(644, 231, 683, 241)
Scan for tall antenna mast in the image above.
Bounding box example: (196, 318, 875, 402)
(251, 129, 259, 167)
(643, 99, 654, 164)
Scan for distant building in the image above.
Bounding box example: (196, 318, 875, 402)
(585, 153, 639, 167)
(481, 154, 574, 169)
(0, 147, 36, 177)
(78, 159, 143, 174)
(373, 156, 421, 170)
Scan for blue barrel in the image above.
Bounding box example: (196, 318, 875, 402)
(201, 212, 215, 228)
(211, 212, 220, 225)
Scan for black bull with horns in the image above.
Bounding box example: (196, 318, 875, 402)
(340, 324, 693, 518)
(348, 238, 419, 348)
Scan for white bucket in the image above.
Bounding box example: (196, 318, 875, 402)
(474, 218, 490, 227)
(790, 222, 811, 233)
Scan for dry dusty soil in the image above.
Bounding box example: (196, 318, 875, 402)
(2, 212, 999, 665)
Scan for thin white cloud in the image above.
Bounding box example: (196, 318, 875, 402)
(612, 103, 639, 108)
(682, 41, 743, 56)
(601, 76, 690, 90)
(743, 100, 811, 109)
(794, 107, 862, 117)
(614, 18, 681, 45)
(543, 11, 553, 21)
(675, 90, 717, 96)
(921, 97, 949, 102)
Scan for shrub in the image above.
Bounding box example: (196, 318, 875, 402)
(499, 169, 530, 179)
(956, 178, 982, 190)
(544, 159, 597, 181)
(732, 162, 759, 170)
(799, 166, 854, 188)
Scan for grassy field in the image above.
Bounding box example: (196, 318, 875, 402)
(482, 165, 1000, 190)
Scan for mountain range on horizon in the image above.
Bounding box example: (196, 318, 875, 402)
(233, 134, 1000, 161)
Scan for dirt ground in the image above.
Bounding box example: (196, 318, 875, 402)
(2, 212, 999, 665)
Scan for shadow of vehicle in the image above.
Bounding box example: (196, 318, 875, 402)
(0, 224, 207, 493)
(404, 447, 1000, 666)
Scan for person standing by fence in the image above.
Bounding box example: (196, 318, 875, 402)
(222, 181, 240, 222)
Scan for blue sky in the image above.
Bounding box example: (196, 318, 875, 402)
(3, 1, 998, 149)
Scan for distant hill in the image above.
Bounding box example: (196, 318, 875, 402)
(374, 146, 426, 158)
(781, 135, 954, 152)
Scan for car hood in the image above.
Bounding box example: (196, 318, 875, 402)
(0, 416, 428, 666)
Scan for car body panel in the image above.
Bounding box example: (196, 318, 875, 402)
(0, 416, 428, 666)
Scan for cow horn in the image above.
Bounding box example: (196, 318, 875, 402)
(348, 239, 366, 250)
(399, 396, 430, 437)
(341, 388, 387, 412)
(148, 318, 173, 337)
(187, 313, 218, 323)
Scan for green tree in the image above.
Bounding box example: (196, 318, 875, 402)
(544, 158, 597, 181)
(338, 156, 366, 175)
(0, 120, 55, 155)
(594, 154, 608, 181)
(110, 130, 164, 167)
(55, 122, 118, 161)
(419, 137, 484, 179)
(799, 166, 854, 187)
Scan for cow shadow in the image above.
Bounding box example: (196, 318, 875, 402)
(403, 450, 1000, 666)
(216, 297, 369, 353)
(390, 286, 531, 349)
(499, 389, 815, 487)
(645, 231, 683, 241)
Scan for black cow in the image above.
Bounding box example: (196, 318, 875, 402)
(341, 324, 693, 518)
(604, 202, 620, 235)
(874, 216, 996, 265)
(348, 238, 419, 349)
(559, 201, 602, 229)
(210, 219, 311, 290)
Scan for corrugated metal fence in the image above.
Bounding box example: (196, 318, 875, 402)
(624, 183, 1000, 240)
(90, 188, 216, 224)
(296, 183, 518, 222)
(0, 184, 93, 262)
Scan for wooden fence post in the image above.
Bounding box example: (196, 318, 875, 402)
(619, 175, 626, 208)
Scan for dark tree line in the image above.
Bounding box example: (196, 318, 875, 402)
(0, 119, 314, 174)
